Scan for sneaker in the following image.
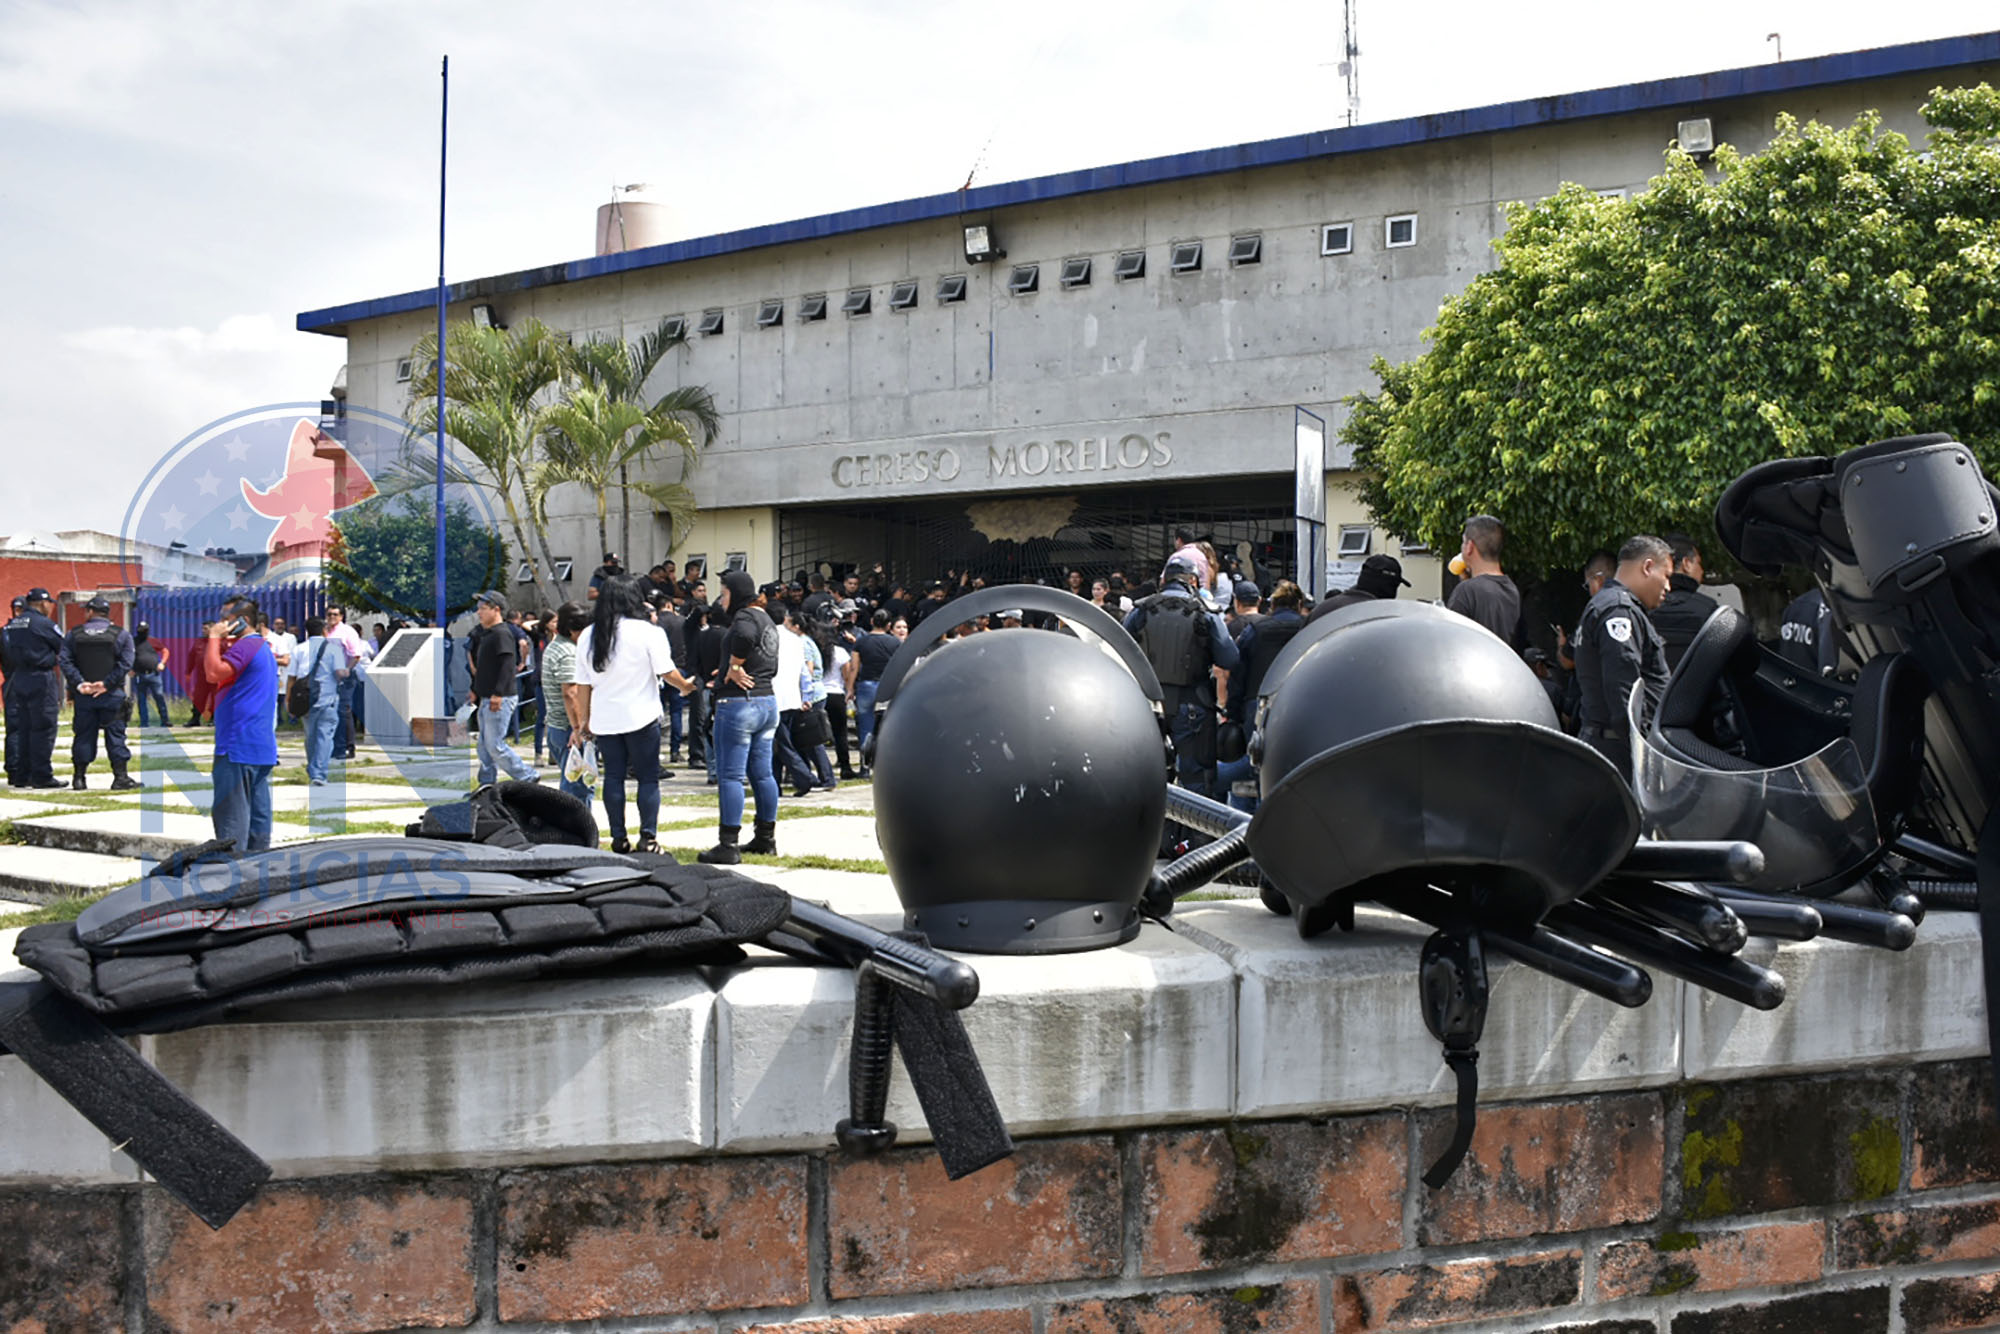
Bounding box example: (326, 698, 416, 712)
(310, 778, 328, 787)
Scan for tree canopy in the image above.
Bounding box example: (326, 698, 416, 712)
(326, 493, 510, 621)
(1347, 84, 2000, 574)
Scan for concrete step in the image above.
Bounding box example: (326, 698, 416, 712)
(0, 845, 144, 903)
(13, 809, 333, 862)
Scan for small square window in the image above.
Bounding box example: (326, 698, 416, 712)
(1385, 214, 1417, 248)
(1229, 234, 1262, 266)
(1059, 257, 1091, 289)
(756, 299, 784, 328)
(888, 280, 919, 311)
(696, 307, 725, 336)
(1399, 537, 1431, 557)
(799, 293, 827, 322)
(936, 274, 967, 304)
(1336, 525, 1373, 558)
(1320, 223, 1353, 256)
(1114, 250, 1146, 280)
(842, 288, 872, 316)
(1008, 263, 1039, 295)
(552, 558, 575, 582)
(514, 560, 535, 585)
(661, 315, 687, 340)
(1169, 240, 1203, 273)
(1595, 187, 1626, 200)
(395, 357, 413, 383)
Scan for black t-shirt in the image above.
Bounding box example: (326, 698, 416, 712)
(716, 606, 780, 699)
(1446, 573, 1524, 648)
(854, 631, 899, 683)
(694, 623, 728, 685)
(468, 623, 517, 697)
(133, 638, 162, 673)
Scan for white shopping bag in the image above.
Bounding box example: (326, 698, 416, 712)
(564, 739, 599, 790)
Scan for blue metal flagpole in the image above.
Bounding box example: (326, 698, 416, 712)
(434, 54, 449, 628)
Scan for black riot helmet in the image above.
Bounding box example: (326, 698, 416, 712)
(1249, 599, 1638, 920)
(870, 586, 1167, 953)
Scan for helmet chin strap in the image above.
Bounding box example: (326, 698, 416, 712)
(1418, 925, 1489, 1189)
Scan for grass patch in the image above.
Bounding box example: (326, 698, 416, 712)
(653, 845, 889, 875)
(0, 896, 100, 930)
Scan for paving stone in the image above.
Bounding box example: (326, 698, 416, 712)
(1684, 911, 1986, 1080)
(13, 809, 335, 860)
(0, 845, 145, 902)
(749, 867, 902, 920)
(0, 798, 84, 822)
(1173, 901, 1683, 1115)
(714, 920, 1234, 1150)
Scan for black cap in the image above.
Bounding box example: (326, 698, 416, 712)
(475, 589, 508, 611)
(25, 587, 51, 602)
(1359, 554, 1411, 589)
(721, 569, 758, 606)
(85, 595, 111, 613)
(8, 597, 22, 610)
(603, 552, 619, 563)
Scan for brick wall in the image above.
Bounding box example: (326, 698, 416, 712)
(6, 1060, 1997, 1333)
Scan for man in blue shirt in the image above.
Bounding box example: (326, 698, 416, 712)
(206, 597, 280, 853)
(1125, 556, 1241, 800)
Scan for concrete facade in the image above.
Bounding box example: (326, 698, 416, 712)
(302, 37, 2000, 598)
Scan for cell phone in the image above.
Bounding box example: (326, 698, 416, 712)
(226, 617, 249, 637)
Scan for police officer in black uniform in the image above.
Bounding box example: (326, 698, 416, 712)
(1647, 535, 1722, 671)
(3, 588, 68, 788)
(1573, 535, 1674, 781)
(2, 595, 23, 785)
(1776, 587, 1842, 678)
(61, 595, 138, 790)
(1124, 555, 1241, 800)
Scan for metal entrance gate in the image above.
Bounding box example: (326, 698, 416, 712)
(776, 479, 1297, 589)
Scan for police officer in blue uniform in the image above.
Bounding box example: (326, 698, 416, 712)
(2, 595, 23, 785)
(60, 595, 138, 791)
(1124, 555, 1242, 799)
(1573, 536, 1674, 782)
(3, 587, 68, 789)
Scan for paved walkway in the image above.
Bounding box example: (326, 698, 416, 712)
(0, 718, 887, 913)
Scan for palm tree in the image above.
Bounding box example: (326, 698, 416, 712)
(564, 316, 721, 556)
(402, 318, 571, 610)
(532, 385, 700, 560)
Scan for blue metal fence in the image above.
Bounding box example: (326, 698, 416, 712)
(137, 582, 325, 700)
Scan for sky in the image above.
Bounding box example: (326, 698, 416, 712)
(2, 0, 1994, 537)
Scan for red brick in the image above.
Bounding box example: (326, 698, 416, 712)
(1902, 1272, 2000, 1333)
(142, 1179, 474, 1333)
(733, 1312, 1033, 1334)
(1838, 1199, 2000, 1269)
(1335, 1249, 1580, 1330)
(1049, 1280, 1321, 1333)
(1417, 1094, 1662, 1245)
(0, 1191, 126, 1333)
(1597, 1223, 1823, 1300)
(1678, 1076, 1902, 1219)
(1669, 1286, 1889, 1334)
(498, 1159, 807, 1322)
(1911, 1062, 2000, 1190)
(1137, 1116, 1405, 1275)
(827, 1136, 1119, 1299)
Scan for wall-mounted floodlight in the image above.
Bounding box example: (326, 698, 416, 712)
(964, 224, 1004, 263)
(470, 303, 504, 329)
(1678, 117, 1715, 155)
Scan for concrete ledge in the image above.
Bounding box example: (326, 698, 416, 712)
(0, 894, 1989, 1183)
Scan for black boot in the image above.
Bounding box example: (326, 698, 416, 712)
(109, 760, 139, 791)
(698, 824, 741, 865)
(743, 821, 778, 856)
(71, 768, 88, 791)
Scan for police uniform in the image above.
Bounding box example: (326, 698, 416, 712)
(1123, 573, 1241, 797)
(1, 596, 22, 784)
(1572, 577, 1670, 779)
(1776, 589, 1841, 678)
(3, 589, 68, 788)
(1648, 572, 1721, 671)
(60, 600, 137, 790)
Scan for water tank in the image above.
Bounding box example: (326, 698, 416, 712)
(595, 187, 679, 256)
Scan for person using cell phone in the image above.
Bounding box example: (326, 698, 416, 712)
(205, 597, 279, 853)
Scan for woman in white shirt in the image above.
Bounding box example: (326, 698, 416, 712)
(569, 576, 694, 853)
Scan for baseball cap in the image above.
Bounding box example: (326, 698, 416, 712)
(25, 587, 51, 602)
(834, 598, 858, 617)
(475, 589, 509, 611)
(1522, 647, 1549, 666)
(1359, 554, 1411, 588)
(9, 596, 22, 610)
(998, 608, 1023, 621)
(85, 595, 111, 612)
(1234, 579, 1261, 603)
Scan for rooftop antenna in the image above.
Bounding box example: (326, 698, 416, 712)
(1340, 0, 1361, 127)
(1767, 32, 1782, 61)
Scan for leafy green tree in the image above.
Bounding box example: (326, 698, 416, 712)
(326, 494, 510, 620)
(532, 385, 700, 559)
(563, 316, 720, 557)
(1347, 84, 2000, 578)
(403, 318, 570, 609)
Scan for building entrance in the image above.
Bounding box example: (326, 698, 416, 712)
(776, 478, 1296, 591)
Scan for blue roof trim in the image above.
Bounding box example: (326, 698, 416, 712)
(298, 31, 2000, 335)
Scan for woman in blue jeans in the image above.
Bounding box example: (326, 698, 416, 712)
(570, 579, 694, 853)
(537, 603, 592, 803)
(700, 571, 782, 864)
